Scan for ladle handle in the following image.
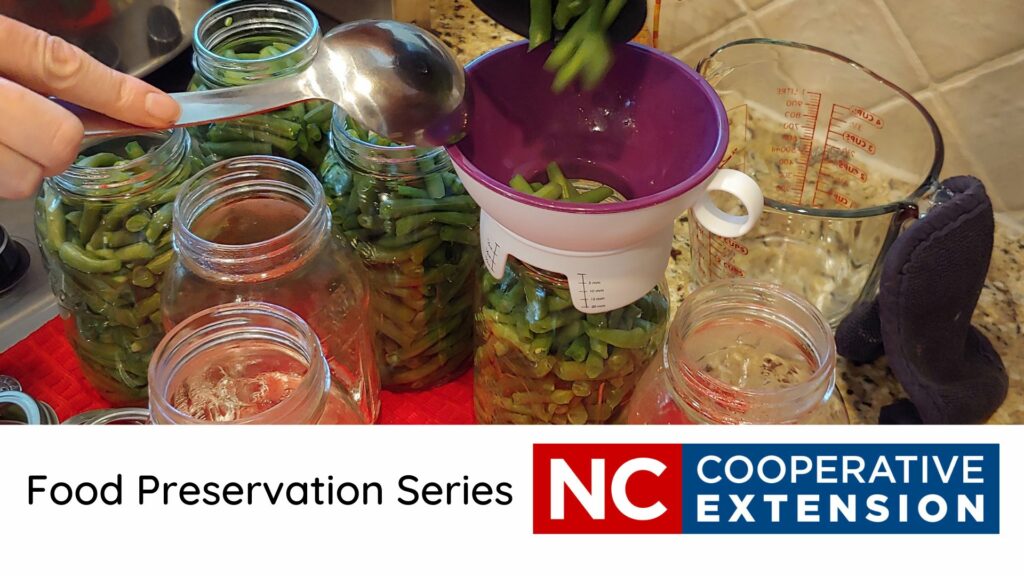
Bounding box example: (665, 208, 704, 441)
(59, 72, 320, 138)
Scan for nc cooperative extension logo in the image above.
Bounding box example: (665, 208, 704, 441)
(532, 444, 999, 534)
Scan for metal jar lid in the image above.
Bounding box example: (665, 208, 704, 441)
(0, 389, 60, 425)
(62, 408, 151, 425)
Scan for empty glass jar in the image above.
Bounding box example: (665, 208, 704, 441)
(626, 279, 849, 424)
(150, 302, 362, 424)
(35, 129, 205, 406)
(475, 258, 670, 424)
(162, 156, 380, 423)
(188, 0, 332, 169)
(320, 111, 479, 391)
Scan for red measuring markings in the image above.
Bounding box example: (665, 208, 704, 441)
(843, 131, 876, 155)
(721, 237, 748, 255)
(811, 102, 876, 207)
(774, 90, 820, 205)
(827, 189, 854, 208)
(836, 158, 868, 183)
(722, 104, 749, 172)
(851, 106, 885, 129)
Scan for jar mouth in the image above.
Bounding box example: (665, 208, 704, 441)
(669, 279, 837, 422)
(51, 130, 189, 201)
(329, 108, 451, 174)
(193, 0, 319, 86)
(148, 302, 329, 425)
(173, 156, 329, 280)
(62, 408, 151, 425)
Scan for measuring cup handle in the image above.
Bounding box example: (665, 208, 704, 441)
(693, 169, 764, 238)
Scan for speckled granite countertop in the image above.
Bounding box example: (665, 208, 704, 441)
(429, 0, 1024, 424)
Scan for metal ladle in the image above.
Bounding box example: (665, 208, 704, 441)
(63, 20, 467, 147)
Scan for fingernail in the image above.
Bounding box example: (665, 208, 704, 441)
(145, 92, 180, 124)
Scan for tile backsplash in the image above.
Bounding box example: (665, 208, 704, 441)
(652, 0, 1024, 211)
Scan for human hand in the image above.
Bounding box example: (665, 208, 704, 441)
(0, 15, 181, 199)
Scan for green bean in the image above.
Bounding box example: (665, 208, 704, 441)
(396, 211, 477, 236)
(98, 201, 138, 232)
(534, 181, 563, 200)
(201, 141, 274, 158)
(59, 242, 122, 274)
(113, 242, 156, 261)
(89, 230, 140, 250)
(304, 102, 333, 125)
(144, 203, 174, 243)
(529, 0, 553, 50)
(580, 34, 613, 90)
(361, 235, 442, 265)
(43, 188, 66, 253)
(565, 335, 590, 362)
(545, 0, 599, 71)
(537, 0, 620, 92)
(76, 152, 122, 168)
(131, 267, 157, 288)
(208, 124, 297, 152)
(546, 162, 572, 198)
(79, 204, 102, 241)
(567, 184, 614, 203)
(438, 226, 479, 245)
(124, 212, 151, 232)
(602, 0, 628, 29)
(379, 195, 477, 219)
(509, 174, 533, 194)
(124, 141, 145, 159)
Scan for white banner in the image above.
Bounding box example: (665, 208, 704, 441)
(1, 425, 1019, 575)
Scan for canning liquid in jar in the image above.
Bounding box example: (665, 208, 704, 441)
(170, 342, 307, 422)
(626, 279, 849, 424)
(191, 194, 307, 245)
(682, 317, 816, 392)
(150, 302, 364, 425)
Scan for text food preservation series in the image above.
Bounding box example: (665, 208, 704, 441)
(9, 0, 1007, 426)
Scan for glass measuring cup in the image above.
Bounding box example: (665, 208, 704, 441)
(690, 39, 943, 325)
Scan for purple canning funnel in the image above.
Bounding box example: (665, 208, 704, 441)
(447, 40, 762, 254)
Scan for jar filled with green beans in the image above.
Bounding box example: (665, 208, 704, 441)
(188, 0, 332, 169)
(475, 258, 669, 424)
(320, 110, 480, 391)
(34, 129, 206, 406)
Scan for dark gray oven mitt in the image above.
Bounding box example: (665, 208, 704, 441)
(835, 176, 1008, 424)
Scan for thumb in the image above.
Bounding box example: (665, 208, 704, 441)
(0, 16, 181, 127)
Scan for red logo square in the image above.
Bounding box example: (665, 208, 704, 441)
(533, 444, 683, 534)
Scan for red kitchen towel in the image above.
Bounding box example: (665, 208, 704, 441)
(0, 316, 475, 424)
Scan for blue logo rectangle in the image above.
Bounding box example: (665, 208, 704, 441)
(681, 444, 999, 534)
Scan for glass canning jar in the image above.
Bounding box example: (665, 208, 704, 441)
(150, 302, 362, 424)
(320, 110, 480, 391)
(626, 279, 849, 424)
(188, 0, 332, 169)
(35, 129, 205, 406)
(475, 258, 670, 424)
(162, 156, 380, 423)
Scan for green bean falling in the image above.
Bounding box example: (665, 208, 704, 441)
(528, 0, 627, 92)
